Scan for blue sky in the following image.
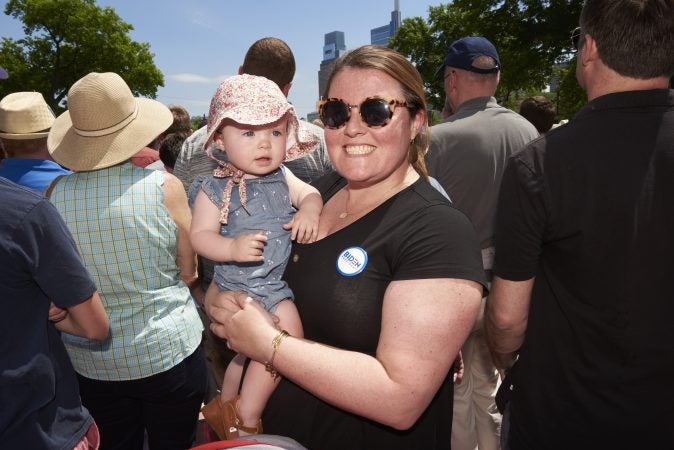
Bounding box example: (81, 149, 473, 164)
(1, 0, 445, 119)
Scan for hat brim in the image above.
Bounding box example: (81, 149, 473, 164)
(204, 103, 295, 151)
(48, 98, 172, 171)
(206, 108, 319, 164)
(0, 130, 49, 140)
(436, 61, 500, 76)
(288, 118, 320, 162)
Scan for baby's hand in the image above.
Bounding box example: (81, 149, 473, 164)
(284, 210, 319, 243)
(231, 232, 267, 262)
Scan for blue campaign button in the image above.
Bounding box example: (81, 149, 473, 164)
(336, 246, 368, 277)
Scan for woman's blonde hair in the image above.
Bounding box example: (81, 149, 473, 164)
(324, 45, 430, 179)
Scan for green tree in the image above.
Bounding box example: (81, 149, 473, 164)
(0, 0, 163, 112)
(190, 115, 206, 131)
(389, 0, 585, 115)
(389, 5, 473, 111)
(555, 59, 585, 120)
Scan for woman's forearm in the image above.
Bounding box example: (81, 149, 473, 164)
(269, 335, 441, 430)
(213, 278, 481, 430)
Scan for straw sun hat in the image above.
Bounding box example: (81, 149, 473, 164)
(0, 91, 55, 140)
(48, 72, 172, 171)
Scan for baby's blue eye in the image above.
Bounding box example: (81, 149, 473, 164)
(272, 130, 283, 137)
(243, 131, 254, 137)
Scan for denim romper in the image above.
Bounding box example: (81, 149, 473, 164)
(198, 167, 294, 312)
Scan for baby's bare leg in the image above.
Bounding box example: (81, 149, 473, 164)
(220, 353, 246, 403)
(235, 300, 303, 433)
(207, 287, 245, 403)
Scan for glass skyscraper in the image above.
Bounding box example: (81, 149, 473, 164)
(370, 0, 402, 46)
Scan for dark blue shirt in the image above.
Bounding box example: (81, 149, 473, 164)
(0, 177, 97, 449)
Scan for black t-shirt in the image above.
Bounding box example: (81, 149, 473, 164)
(263, 173, 486, 450)
(494, 89, 674, 449)
(0, 178, 97, 448)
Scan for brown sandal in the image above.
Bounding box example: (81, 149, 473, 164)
(201, 394, 263, 440)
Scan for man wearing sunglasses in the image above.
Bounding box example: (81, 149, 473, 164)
(425, 36, 538, 450)
(486, 0, 674, 449)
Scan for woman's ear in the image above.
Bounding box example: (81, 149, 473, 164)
(410, 109, 426, 140)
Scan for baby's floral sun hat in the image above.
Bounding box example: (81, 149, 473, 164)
(204, 74, 320, 225)
(204, 74, 318, 162)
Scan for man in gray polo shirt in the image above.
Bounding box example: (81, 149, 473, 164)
(426, 36, 538, 450)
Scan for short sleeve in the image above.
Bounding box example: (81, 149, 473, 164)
(188, 175, 221, 209)
(392, 196, 486, 289)
(492, 153, 548, 280)
(14, 200, 97, 308)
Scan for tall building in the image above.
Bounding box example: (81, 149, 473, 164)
(370, 0, 402, 46)
(318, 31, 346, 100)
(312, 3, 402, 118)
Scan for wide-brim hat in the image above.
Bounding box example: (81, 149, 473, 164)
(204, 74, 318, 163)
(0, 91, 55, 140)
(48, 72, 172, 171)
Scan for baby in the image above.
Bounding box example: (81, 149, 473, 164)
(191, 74, 322, 439)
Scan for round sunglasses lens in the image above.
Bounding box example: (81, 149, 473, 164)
(322, 101, 349, 129)
(361, 99, 391, 127)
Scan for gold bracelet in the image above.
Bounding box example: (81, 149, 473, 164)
(265, 329, 290, 379)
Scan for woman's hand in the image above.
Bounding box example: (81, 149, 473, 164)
(204, 283, 279, 361)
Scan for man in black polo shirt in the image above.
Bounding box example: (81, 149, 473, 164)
(485, 0, 674, 449)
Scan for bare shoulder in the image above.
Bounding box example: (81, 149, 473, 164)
(162, 172, 187, 197)
(161, 172, 189, 213)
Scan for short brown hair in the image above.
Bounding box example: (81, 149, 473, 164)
(165, 105, 192, 137)
(241, 37, 296, 89)
(0, 136, 47, 156)
(159, 133, 186, 169)
(580, 0, 674, 78)
(519, 96, 556, 133)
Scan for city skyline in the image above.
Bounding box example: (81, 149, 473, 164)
(0, 0, 446, 119)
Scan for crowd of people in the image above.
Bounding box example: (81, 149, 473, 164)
(1, 0, 673, 449)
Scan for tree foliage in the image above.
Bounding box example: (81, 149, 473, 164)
(555, 58, 585, 119)
(0, 0, 163, 112)
(389, 0, 586, 118)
